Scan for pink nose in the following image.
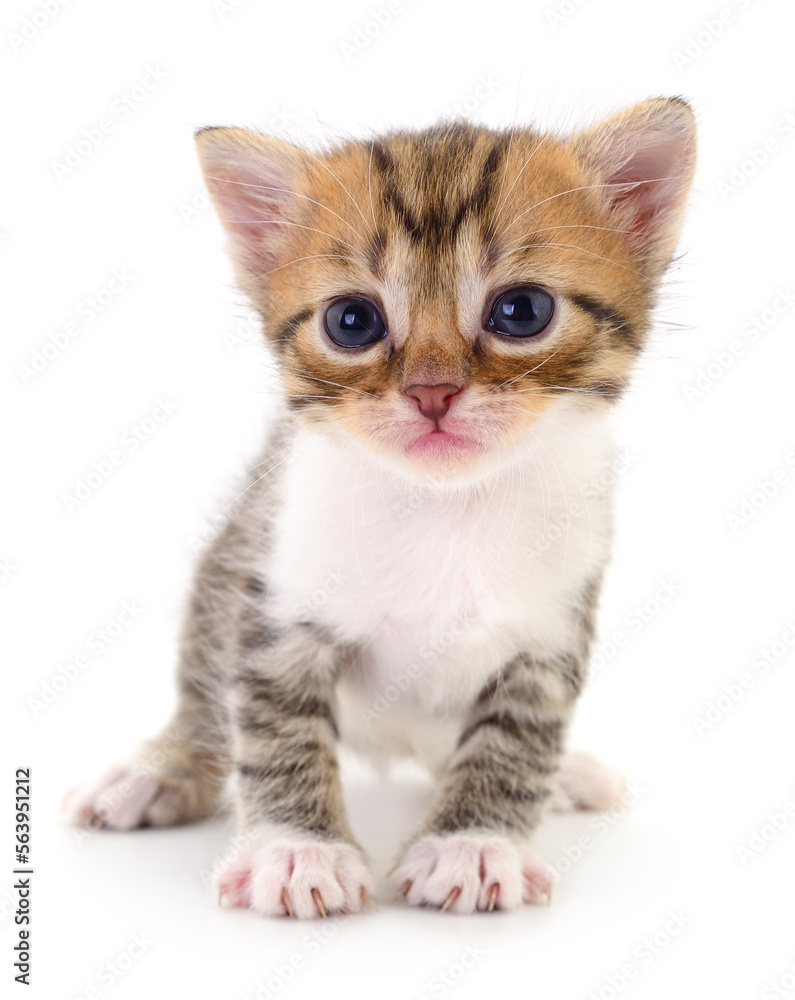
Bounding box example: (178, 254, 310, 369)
(403, 383, 462, 422)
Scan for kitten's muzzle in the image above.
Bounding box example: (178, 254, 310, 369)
(402, 383, 463, 424)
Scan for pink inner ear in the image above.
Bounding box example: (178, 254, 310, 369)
(203, 157, 295, 270)
(608, 140, 686, 239)
(586, 112, 695, 257)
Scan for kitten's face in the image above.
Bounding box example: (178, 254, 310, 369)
(197, 103, 696, 484)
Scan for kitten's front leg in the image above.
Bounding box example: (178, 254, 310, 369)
(218, 622, 374, 919)
(393, 651, 582, 914)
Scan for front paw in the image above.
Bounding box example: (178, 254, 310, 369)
(216, 836, 375, 919)
(392, 833, 555, 914)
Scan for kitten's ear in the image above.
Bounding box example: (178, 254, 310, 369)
(569, 98, 697, 266)
(194, 127, 310, 278)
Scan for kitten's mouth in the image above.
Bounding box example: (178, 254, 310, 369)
(406, 428, 481, 459)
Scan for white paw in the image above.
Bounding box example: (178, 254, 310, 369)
(392, 834, 555, 914)
(216, 838, 375, 920)
(63, 766, 164, 830)
(550, 751, 627, 812)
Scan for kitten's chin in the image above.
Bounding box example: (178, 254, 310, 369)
(400, 430, 488, 484)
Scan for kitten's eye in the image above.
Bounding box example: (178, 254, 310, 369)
(324, 297, 386, 348)
(488, 287, 554, 338)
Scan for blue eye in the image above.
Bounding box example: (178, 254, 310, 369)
(324, 297, 386, 348)
(488, 287, 554, 338)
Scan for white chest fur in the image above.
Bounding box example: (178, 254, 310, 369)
(262, 402, 615, 726)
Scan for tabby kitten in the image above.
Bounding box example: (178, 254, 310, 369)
(65, 98, 697, 918)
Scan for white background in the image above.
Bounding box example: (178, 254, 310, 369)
(3, 0, 795, 997)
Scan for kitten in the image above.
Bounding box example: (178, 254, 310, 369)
(64, 98, 697, 918)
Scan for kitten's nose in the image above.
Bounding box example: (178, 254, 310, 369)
(402, 383, 462, 422)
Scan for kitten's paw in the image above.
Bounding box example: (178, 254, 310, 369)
(216, 839, 376, 919)
(550, 751, 627, 812)
(392, 834, 555, 914)
(62, 764, 209, 830)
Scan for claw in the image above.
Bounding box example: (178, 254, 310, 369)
(87, 811, 105, 830)
(362, 888, 378, 912)
(440, 886, 461, 913)
(218, 886, 226, 907)
(546, 883, 554, 907)
(391, 880, 412, 904)
(487, 883, 500, 912)
(281, 889, 294, 918)
(311, 887, 328, 919)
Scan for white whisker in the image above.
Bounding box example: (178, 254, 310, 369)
(493, 135, 552, 226)
(248, 253, 349, 282)
(502, 173, 688, 235)
(367, 138, 381, 249)
(298, 374, 376, 398)
(495, 345, 566, 390)
(498, 241, 647, 277)
(301, 148, 376, 241)
(201, 174, 367, 240)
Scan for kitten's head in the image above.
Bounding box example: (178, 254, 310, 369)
(196, 99, 696, 485)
